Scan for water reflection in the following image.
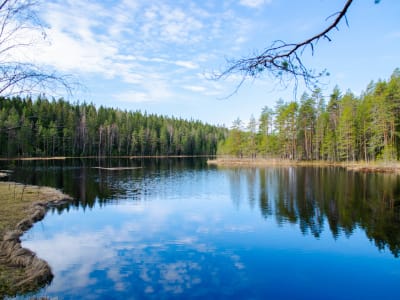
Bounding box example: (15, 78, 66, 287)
(21, 166, 252, 299)
(4, 160, 400, 258)
(225, 167, 400, 257)
(2, 157, 207, 211)
(2, 159, 400, 299)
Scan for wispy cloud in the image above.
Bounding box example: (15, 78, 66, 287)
(175, 60, 199, 69)
(182, 85, 207, 93)
(20, 0, 262, 107)
(113, 78, 175, 104)
(239, 0, 272, 8)
(144, 4, 204, 44)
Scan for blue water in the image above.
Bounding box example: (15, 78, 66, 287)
(9, 160, 400, 299)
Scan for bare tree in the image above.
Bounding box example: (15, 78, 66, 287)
(215, 0, 380, 94)
(0, 0, 71, 96)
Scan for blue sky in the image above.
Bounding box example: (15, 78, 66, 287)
(26, 0, 400, 126)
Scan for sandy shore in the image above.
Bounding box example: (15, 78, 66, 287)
(0, 182, 72, 297)
(207, 158, 400, 173)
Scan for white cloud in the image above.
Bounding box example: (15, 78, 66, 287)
(138, 3, 206, 46)
(182, 85, 207, 92)
(175, 60, 199, 69)
(32, 27, 118, 75)
(113, 75, 175, 104)
(235, 36, 247, 44)
(30, 1, 208, 82)
(23, 197, 248, 297)
(239, 0, 272, 8)
(134, 57, 199, 70)
(157, 5, 204, 44)
(10, 0, 264, 108)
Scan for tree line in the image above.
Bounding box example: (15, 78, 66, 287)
(0, 97, 227, 157)
(219, 69, 400, 162)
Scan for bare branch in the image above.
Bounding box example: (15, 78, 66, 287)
(0, 62, 73, 96)
(0, 0, 73, 97)
(214, 0, 354, 94)
(0, 0, 10, 11)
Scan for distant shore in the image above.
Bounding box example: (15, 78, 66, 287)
(207, 158, 400, 173)
(0, 182, 72, 297)
(0, 155, 211, 161)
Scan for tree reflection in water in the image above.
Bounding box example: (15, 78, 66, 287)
(226, 167, 400, 257)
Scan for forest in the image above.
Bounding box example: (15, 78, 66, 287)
(0, 97, 227, 157)
(1, 69, 400, 161)
(219, 69, 400, 162)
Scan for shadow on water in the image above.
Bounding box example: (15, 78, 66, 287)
(225, 167, 400, 258)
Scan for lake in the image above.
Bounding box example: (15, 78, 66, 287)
(3, 158, 400, 299)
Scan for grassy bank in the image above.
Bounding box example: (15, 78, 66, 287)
(207, 158, 400, 173)
(0, 182, 72, 298)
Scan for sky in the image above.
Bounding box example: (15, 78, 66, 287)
(21, 0, 400, 126)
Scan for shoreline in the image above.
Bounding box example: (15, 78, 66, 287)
(0, 182, 73, 297)
(0, 155, 213, 161)
(207, 158, 400, 173)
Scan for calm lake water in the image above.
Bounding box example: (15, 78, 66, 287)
(2, 158, 400, 299)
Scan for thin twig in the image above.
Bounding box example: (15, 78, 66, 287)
(214, 0, 354, 94)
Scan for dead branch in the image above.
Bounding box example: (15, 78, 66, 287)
(214, 0, 354, 93)
(0, 0, 74, 97)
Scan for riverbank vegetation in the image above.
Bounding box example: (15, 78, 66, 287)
(0, 182, 72, 298)
(207, 158, 400, 173)
(218, 69, 400, 163)
(0, 97, 227, 158)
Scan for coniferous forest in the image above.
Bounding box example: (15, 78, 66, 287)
(1, 69, 400, 162)
(219, 69, 400, 162)
(0, 97, 227, 157)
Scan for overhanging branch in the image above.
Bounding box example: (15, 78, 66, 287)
(214, 0, 354, 93)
